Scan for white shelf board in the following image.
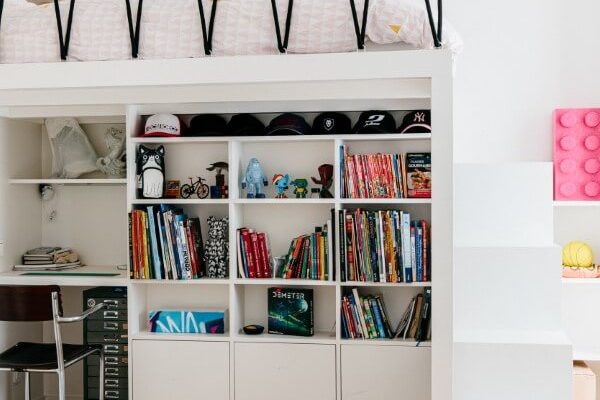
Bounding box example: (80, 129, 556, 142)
(340, 281, 431, 288)
(132, 198, 229, 205)
(131, 133, 431, 144)
(131, 278, 230, 285)
(235, 198, 336, 205)
(233, 278, 336, 286)
(573, 351, 600, 361)
(0, 265, 129, 286)
(553, 201, 600, 207)
(562, 278, 600, 284)
(340, 338, 431, 347)
(132, 332, 230, 342)
(9, 178, 127, 185)
(234, 330, 336, 344)
(340, 198, 432, 205)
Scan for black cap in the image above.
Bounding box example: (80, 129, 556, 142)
(265, 113, 311, 135)
(398, 110, 431, 133)
(227, 114, 265, 136)
(352, 111, 396, 134)
(188, 114, 227, 136)
(312, 112, 352, 135)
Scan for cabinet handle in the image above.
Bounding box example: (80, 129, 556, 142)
(104, 311, 118, 319)
(105, 390, 120, 399)
(104, 345, 119, 353)
(105, 356, 118, 364)
(105, 379, 119, 387)
(105, 368, 119, 376)
(103, 322, 118, 330)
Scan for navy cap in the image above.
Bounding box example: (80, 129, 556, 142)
(265, 113, 311, 135)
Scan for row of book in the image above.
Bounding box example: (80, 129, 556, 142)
(340, 209, 430, 283)
(276, 222, 333, 280)
(129, 205, 205, 280)
(15, 247, 81, 271)
(395, 288, 432, 341)
(236, 228, 273, 279)
(340, 145, 432, 199)
(341, 288, 394, 339)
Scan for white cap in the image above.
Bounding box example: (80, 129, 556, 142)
(144, 114, 181, 137)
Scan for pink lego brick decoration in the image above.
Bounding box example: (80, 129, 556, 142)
(554, 108, 600, 200)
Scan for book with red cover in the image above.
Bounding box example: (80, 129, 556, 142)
(241, 229, 257, 278)
(184, 221, 198, 279)
(285, 238, 304, 279)
(250, 231, 263, 278)
(257, 232, 271, 278)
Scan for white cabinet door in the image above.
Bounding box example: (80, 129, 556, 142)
(341, 345, 431, 400)
(235, 343, 336, 400)
(132, 340, 229, 400)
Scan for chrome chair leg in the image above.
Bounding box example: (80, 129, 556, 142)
(57, 370, 66, 400)
(24, 372, 30, 400)
(99, 349, 105, 400)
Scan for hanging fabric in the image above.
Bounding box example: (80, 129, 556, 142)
(125, 0, 143, 58)
(53, 0, 76, 60)
(423, 0, 442, 47)
(197, 0, 218, 55)
(270, 0, 294, 53)
(348, 0, 369, 50)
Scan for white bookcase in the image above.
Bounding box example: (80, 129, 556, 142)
(0, 50, 453, 400)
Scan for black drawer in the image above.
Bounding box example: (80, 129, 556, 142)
(88, 366, 128, 378)
(87, 320, 128, 332)
(102, 344, 128, 355)
(88, 388, 128, 399)
(86, 297, 127, 311)
(88, 355, 128, 366)
(88, 377, 128, 389)
(87, 332, 127, 344)
(89, 309, 127, 321)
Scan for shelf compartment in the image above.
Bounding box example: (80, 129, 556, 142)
(131, 133, 430, 144)
(234, 198, 336, 205)
(233, 330, 336, 344)
(131, 278, 231, 285)
(340, 281, 431, 287)
(339, 198, 431, 205)
(340, 338, 431, 347)
(132, 198, 229, 205)
(9, 178, 126, 185)
(132, 331, 230, 342)
(234, 278, 335, 286)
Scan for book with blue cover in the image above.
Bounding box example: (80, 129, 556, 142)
(148, 310, 227, 334)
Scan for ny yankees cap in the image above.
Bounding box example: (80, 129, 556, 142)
(265, 113, 311, 135)
(188, 114, 227, 136)
(144, 114, 183, 137)
(227, 114, 265, 136)
(398, 110, 432, 133)
(352, 111, 396, 134)
(312, 112, 352, 135)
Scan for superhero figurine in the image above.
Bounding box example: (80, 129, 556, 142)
(242, 158, 268, 198)
(311, 164, 334, 198)
(272, 174, 291, 198)
(291, 178, 309, 198)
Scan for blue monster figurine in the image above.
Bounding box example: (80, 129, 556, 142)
(272, 174, 291, 198)
(242, 158, 268, 198)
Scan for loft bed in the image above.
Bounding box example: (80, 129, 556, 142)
(0, 0, 461, 64)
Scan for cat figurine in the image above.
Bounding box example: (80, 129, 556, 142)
(204, 216, 229, 278)
(137, 145, 165, 199)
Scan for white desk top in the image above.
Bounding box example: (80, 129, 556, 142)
(0, 265, 129, 287)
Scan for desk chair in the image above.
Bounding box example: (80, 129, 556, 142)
(0, 285, 106, 400)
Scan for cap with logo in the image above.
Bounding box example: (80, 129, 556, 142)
(398, 110, 431, 133)
(352, 111, 396, 134)
(188, 114, 227, 136)
(312, 112, 352, 135)
(265, 113, 311, 135)
(144, 114, 183, 137)
(227, 114, 265, 136)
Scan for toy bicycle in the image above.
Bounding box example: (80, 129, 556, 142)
(180, 176, 210, 199)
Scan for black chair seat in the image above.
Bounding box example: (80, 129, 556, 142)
(0, 342, 100, 371)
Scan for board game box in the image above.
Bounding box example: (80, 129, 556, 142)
(268, 287, 314, 336)
(406, 153, 432, 198)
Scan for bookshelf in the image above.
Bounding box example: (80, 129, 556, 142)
(0, 50, 453, 400)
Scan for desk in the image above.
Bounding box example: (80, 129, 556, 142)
(0, 265, 129, 287)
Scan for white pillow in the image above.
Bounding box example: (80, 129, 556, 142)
(137, 0, 205, 60)
(0, 1, 61, 63)
(68, 0, 132, 61)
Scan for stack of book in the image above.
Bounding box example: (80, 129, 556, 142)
(277, 222, 333, 281)
(341, 288, 393, 339)
(339, 209, 430, 283)
(340, 145, 431, 199)
(130, 205, 205, 280)
(15, 247, 81, 271)
(394, 287, 432, 342)
(236, 228, 273, 279)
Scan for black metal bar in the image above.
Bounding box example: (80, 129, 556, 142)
(125, 0, 136, 58)
(53, 0, 66, 59)
(349, 0, 369, 50)
(197, 0, 219, 55)
(437, 0, 443, 42)
(270, 0, 285, 53)
(0, 0, 4, 38)
(282, 0, 293, 50)
(197, 0, 210, 54)
(207, 0, 218, 53)
(134, 0, 143, 56)
(360, 0, 369, 48)
(423, 0, 441, 48)
(63, 0, 76, 57)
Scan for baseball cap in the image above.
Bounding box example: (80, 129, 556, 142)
(398, 110, 432, 133)
(265, 113, 311, 135)
(188, 114, 227, 136)
(312, 112, 351, 135)
(144, 114, 182, 137)
(227, 114, 265, 136)
(352, 111, 396, 134)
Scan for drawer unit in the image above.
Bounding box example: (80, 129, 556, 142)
(84, 287, 128, 400)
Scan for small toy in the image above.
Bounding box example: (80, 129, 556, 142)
(562, 241, 594, 268)
(137, 145, 165, 199)
(207, 161, 229, 199)
(310, 188, 320, 198)
(311, 164, 334, 198)
(165, 180, 181, 198)
(554, 108, 600, 200)
(242, 158, 268, 198)
(180, 176, 210, 199)
(272, 174, 291, 198)
(291, 178, 309, 198)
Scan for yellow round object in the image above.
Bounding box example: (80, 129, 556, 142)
(562, 241, 594, 268)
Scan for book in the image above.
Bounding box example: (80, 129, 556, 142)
(268, 287, 314, 336)
(341, 289, 396, 339)
(405, 153, 431, 198)
(391, 288, 431, 341)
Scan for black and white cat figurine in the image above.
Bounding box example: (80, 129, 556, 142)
(137, 145, 165, 199)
